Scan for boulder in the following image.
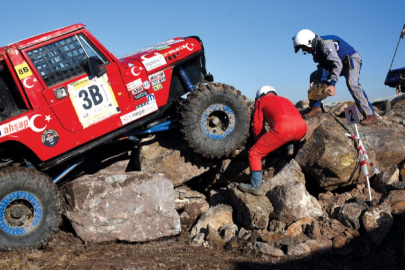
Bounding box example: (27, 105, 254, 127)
(62, 172, 180, 243)
(137, 130, 215, 187)
(372, 165, 399, 191)
(287, 243, 311, 257)
(190, 204, 234, 237)
(337, 201, 368, 230)
(268, 220, 286, 234)
(191, 233, 205, 247)
(302, 113, 333, 141)
(206, 225, 224, 244)
(262, 159, 305, 194)
(295, 100, 310, 109)
(254, 242, 284, 257)
(261, 231, 294, 247)
(318, 191, 352, 219)
(382, 190, 405, 216)
(285, 217, 313, 239)
(174, 186, 209, 213)
(362, 204, 393, 247)
(219, 224, 238, 242)
(296, 117, 405, 190)
(268, 181, 323, 224)
(227, 185, 273, 230)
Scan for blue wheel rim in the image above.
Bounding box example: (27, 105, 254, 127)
(0, 191, 42, 236)
(200, 104, 235, 140)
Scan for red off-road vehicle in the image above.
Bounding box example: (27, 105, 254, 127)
(0, 24, 250, 250)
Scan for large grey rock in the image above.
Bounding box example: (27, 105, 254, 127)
(296, 117, 405, 190)
(137, 130, 215, 187)
(228, 185, 273, 230)
(302, 113, 333, 141)
(174, 186, 209, 213)
(362, 204, 393, 247)
(190, 204, 234, 237)
(268, 181, 323, 224)
(254, 242, 284, 257)
(62, 172, 180, 243)
(287, 243, 311, 257)
(382, 190, 405, 216)
(372, 165, 399, 192)
(262, 159, 305, 194)
(337, 201, 368, 230)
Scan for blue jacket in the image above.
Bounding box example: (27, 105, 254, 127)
(313, 35, 357, 86)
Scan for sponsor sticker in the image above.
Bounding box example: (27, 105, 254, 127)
(162, 43, 195, 57)
(147, 94, 156, 103)
(132, 86, 143, 95)
(153, 84, 163, 91)
(41, 129, 59, 147)
(136, 102, 148, 110)
(0, 114, 51, 137)
(141, 54, 167, 71)
(120, 100, 158, 125)
(134, 91, 148, 100)
(0, 116, 29, 136)
(149, 71, 166, 87)
(143, 81, 151, 89)
(126, 78, 143, 91)
(14, 62, 33, 80)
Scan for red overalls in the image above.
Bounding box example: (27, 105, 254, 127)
(249, 94, 307, 172)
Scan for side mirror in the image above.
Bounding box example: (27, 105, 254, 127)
(81, 57, 106, 78)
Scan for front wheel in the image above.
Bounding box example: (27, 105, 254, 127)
(181, 83, 251, 158)
(0, 167, 62, 250)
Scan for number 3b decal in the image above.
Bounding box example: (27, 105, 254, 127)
(79, 85, 103, 110)
(69, 75, 119, 129)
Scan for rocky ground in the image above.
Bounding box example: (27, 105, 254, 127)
(0, 223, 404, 270)
(3, 96, 405, 269)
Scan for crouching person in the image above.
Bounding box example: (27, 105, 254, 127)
(238, 86, 307, 196)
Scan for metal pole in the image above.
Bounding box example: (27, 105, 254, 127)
(355, 124, 373, 206)
(53, 158, 85, 184)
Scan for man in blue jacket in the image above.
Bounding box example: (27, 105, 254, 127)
(292, 29, 376, 125)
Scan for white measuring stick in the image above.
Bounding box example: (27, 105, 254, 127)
(355, 124, 373, 204)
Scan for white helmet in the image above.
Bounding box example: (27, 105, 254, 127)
(256, 85, 277, 99)
(292, 29, 316, 53)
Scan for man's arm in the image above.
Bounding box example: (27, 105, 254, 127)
(252, 100, 265, 141)
(322, 41, 342, 95)
(322, 42, 343, 85)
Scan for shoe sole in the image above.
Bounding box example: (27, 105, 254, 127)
(238, 185, 264, 196)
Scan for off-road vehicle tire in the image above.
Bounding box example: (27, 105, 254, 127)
(181, 83, 250, 158)
(0, 167, 62, 251)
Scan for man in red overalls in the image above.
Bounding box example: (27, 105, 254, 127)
(238, 86, 307, 196)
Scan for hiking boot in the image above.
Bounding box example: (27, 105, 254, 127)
(238, 183, 264, 196)
(304, 107, 322, 118)
(360, 115, 377, 126)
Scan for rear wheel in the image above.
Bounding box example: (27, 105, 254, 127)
(181, 83, 250, 158)
(0, 167, 62, 250)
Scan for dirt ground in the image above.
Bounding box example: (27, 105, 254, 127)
(1, 221, 405, 270)
(2, 142, 405, 270)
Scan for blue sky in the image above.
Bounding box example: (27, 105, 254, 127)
(1, 0, 404, 104)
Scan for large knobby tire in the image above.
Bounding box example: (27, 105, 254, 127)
(181, 83, 250, 158)
(0, 167, 62, 251)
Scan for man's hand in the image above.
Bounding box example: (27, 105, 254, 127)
(325, 85, 336, 96)
(310, 79, 319, 88)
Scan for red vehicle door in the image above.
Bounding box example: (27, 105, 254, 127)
(24, 33, 130, 132)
